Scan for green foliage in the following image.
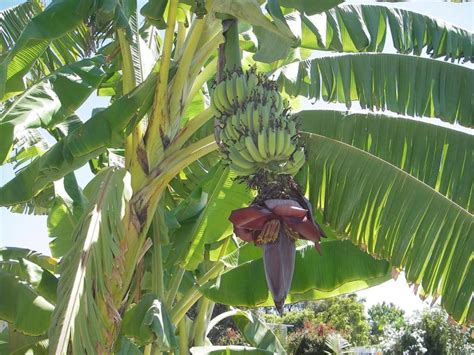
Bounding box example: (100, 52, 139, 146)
(378, 307, 474, 354)
(280, 54, 473, 127)
(0, 76, 155, 206)
(122, 294, 177, 350)
(0, 57, 106, 163)
(300, 4, 473, 61)
(299, 110, 474, 211)
(368, 302, 406, 342)
(311, 295, 370, 345)
(201, 241, 391, 307)
(286, 321, 332, 355)
(301, 132, 473, 324)
(49, 168, 133, 354)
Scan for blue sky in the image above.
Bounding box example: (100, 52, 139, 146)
(0, 0, 472, 314)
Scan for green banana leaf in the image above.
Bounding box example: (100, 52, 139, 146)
(301, 133, 473, 324)
(0, 248, 58, 304)
(201, 240, 391, 307)
(0, 76, 156, 206)
(49, 167, 132, 354)
(0, 57, 106, 163)
(0, 328, 48, 355)
(0, 270, 54, 336)
(190, 346, 274, 354)
(300, 4, 473, 61)
(280, 0, 344, 15)
(233, 311, 286, 354)
(278, 53, 473, 127)
(47, 173, 86, 258)
(298, 110, 474, 212)
(122, 294, 177, 350)
(0, 0, 93, 99)
(178, 164, 254, 270)
(0, 247, 57, 272)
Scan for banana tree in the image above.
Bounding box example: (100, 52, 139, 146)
(0, 0, 472, 353)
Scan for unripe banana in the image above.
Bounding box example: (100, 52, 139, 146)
(235, 74, 245, 105)
(237, 143, 255, 162)
(252, 105, 260, 134)
(288, 121, 296, 136)
(211, 88, 224, 115)
(257, 129, 269, 159)
(283, 142, 296, 157)
(229, 146, 255, 169)
(217, 81, 231, 112)
(244, 136, 265, 162)
(275, 128, 285, 156)
(230, 163, 256, 176)
(281, 131, 291, 158)
(247, 72, 258, 93)
(226, 74, 237, 108)
(268, 128, 276, 157)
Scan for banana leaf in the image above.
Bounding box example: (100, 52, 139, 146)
(177, 164, 254, 270)
(0, 57, 106, 163)
(301, 133, 473, 323)
(0, 76, 156, 206)
(0, 0, 93, 99)
(300, 4, 473, 61)
(201, 240, 391, 307)
(280, 0, 344, 15)
(298, 110, 474, 212)
(0, 271, 54, 336)
(49, 167, 132, 354)
(278, 53, 473, 127)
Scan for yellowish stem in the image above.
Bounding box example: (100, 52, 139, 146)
(167, 108, 214, 156)
(174, 21, 187, 60)
(185, 57, 218, 110)
(168, 18, 206, 136)
(146, 0, 179, 168)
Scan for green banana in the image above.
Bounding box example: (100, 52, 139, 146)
(229, 163, 256, 176)
(275, 127, 285, 156)
(217, 81, 232, 112)
(247, 72, 258, 93)
(229, 146, 255, 169)
(235, 74, 245, 104)
(252, 105, 260, 134)
(268, 128, 276, 157)
(226, 74, 237, 107)
(283, 142, 296, 157)
(257, 129, 269, 159)
(244, 136, 265, 162)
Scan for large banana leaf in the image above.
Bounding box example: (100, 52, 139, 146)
(298, 110, 474, 212)
(122, 294, 177, 350)
(280, 0, 344, 15)
(201, 240, 391, 307)
(205, 309, 284, 353)
(0, 247, 58, 304)
(0, 57, 106, 163)
(0, 76, 156, 206)
(0, 0, 92, 99)
(178, 164, 254, 270)
(300, 133, 473, 323)
(0, 328, 48, 355)
(300, 4, 473, 61)
(49, 167, 132, 354)
(279, 53, 473, 127)
(0, 270, 54, 336)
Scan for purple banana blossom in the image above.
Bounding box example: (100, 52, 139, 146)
(229, 199, 325, 313)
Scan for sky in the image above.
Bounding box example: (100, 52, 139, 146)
(0, 0, 472, 315)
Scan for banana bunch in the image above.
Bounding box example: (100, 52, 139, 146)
(211, 68, 283, 115)
(212, 68, 305, 178)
